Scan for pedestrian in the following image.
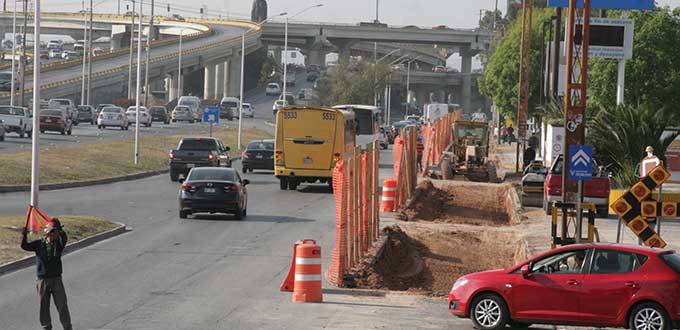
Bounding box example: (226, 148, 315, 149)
(506, 125, 515, 144)
(21, 218, 72, 330)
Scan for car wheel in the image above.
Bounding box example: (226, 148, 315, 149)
(179, 210, 188, 219)
(40, 130, 45, 134)
(91, 120, 95, 125)
(469, 293, 509, 330)
(629, 302, 671, 330)
(19, 130, 25, 138)
(148, 122, 152, 127)
(242, 167, 248, 173)
(171, 119, 176, 123)
(279, 177, 288, 190)
(60, 129, 65, 135)
(0, 134, 4, 141)
(544, 198, 553, 216)
(121, 125, 125, 131)
(234, 206, 244, 220)
(170, 172, 179, 182)
(67, 128, 72, 135)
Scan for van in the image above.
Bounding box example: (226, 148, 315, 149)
(274, 106, 356, 191)
(178, 96, 202, 121)
(220, 96, 240, 119)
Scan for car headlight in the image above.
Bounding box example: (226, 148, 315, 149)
(452, 278, 468, 292)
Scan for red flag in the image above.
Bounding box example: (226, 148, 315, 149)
(24, 206, 53, 234)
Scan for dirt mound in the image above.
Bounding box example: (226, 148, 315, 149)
(398, 180, 513, 225)
(349, 224, 522, 296)
(349, 226, 427, 291)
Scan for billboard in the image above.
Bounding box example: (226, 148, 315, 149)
(547, 0, 654, 10)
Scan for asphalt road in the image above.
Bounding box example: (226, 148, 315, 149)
(0, 72, 313, 153)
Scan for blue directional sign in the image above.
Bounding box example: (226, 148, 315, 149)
(547, 0, 654, 10)
(203, 106, 220, 124)
(568, 145, 593, 181)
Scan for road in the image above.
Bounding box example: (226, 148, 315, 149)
(0, 72, 313, 153)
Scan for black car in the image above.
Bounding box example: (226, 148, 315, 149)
(169, 137, 232, 181)
(178, 167, 249, 219)
(149, 106, 170, 124)
(242, 139, 274, 173)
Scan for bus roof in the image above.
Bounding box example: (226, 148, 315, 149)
(332, 104, 381, 114)
(283, 106, 355, 120)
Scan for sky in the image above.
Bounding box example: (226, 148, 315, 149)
(43, 0, 680, 28)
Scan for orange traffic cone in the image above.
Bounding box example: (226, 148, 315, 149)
(280, 239, 323, 303)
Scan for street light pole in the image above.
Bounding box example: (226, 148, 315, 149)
(134, 0, 142, 164)
(406, 61, 411, 115)
(81, 9, 87, 105)
(144, 0, 154, 106)
(86, 0, 93, 104)
(238, 30, 245, 150)
(30, 0, 40, 207)
(177, 29, 182, 99)
(20, 0, 27, 107)
(282, 16, 288, 98)
(10, 0, 16, 106)
(127, 0, 135, 99)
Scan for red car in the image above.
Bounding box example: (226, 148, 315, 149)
(448, 243, 680, 330)
(543, 155, 611, 217)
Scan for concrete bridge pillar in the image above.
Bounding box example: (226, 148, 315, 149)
(215, 62, 225, 100)
(167, 73, 178, 101)
(227, 54, 241, 97)
(221, 61, 229, 98)
(461, 48, 473, 113)
(331, 39, 358, 64)
(273, 47, 282, 67)
(204, 64, 216, 99)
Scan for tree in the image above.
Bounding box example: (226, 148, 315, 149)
(479, 8, 553, 119)
(588, 104, 679, 188)
(319, 61, 390, 106)
(588, 8, 680, 114)
(479, 9, 506, 32)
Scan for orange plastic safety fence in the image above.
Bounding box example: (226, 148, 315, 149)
(327, 161, 346, 286)
(361, 152, 368, 254)
(393, 135, 404, 178)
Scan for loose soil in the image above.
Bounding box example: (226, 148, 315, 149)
(399, 180, 513, 226)
(0, 215, 118, 264)
(349, 224, 524, 296)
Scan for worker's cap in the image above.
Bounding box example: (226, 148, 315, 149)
(645, 146, 654, 153)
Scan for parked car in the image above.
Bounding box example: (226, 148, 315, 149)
(449, 243, 680, 330)
(61, 50, 80, 60)
(76, 105, 95, 124)
(171, 106, 196, 123)
(543, 154, 611, 217)
(39, 109, 72, 135)
(126, 106, 152, 127)
(241, 103, 254, 118)
(0, 119, 6, 141)
(149, 106, 170, 124)
(73, 40, 85, 52)
(265, 82, 281, 96)
(242, 139, 274, 173)
(97, 106, 129, 130)
(0, 105, 32, 137)
(272, 99, 288, 116)
(220, 96, 240, 119)
(169, 137, 232, 181)
(48, 98, 77, 124)
(177, 167, 249, 219)
(46, 39, 63, 50)
(0, 71, 18, 91)
(306, 71, 319, 82)
(177, 96, 202, 120)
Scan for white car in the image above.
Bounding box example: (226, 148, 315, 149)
(265, 82, 281, 96)
(241, 103, 254, 118)
(272, 99, 288, 116)
(171, 106, 196, 123)
(0, 105, 32, 137)
(97, 106, 129, 130)
(126, 106, 152, 127)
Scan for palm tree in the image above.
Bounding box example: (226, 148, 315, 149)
(588, 104, 679, 188)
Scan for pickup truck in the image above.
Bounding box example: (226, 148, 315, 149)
(543, 155, 611, 217)
(48, 98, 78, 125)
(169, 137, 232, 182)
(0, 105, 32, 137)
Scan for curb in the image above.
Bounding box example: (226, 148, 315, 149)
(0, 169, 170, 194)
(0, 222, 129, 277)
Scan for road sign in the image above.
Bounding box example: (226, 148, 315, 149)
(203, 107, 220, 124)
(568, 145, 593, 181)
(547, 0, 654, 10)
(570, 18, 634, 60)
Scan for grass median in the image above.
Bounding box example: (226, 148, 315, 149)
(0, 127, 271, 186)
(0, 215, 119, 265)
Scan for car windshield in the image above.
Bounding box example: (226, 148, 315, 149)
(188, 168, 236, 182)
(661, 253, 680, 274)
(41, 110, 63, 116)
(77, 106, 91, 111)
(50, 100, 69, 106)
(178, 139, 218, 151)
(222, 101, 238, 107)
(243, 104, 251, 109)
(247, 141, 274, 151)
(0, 106, 25, 116)
(150, 108, 165, 114)
(268, 84, 278, 88)
(179, 99, 198, 107)
(102, 107, 120, 113)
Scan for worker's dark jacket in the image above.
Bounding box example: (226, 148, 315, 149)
(21, 231, 68, 279)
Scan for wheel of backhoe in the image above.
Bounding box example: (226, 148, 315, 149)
(441, 157, 453, 180)
(487, 161, 499, 183)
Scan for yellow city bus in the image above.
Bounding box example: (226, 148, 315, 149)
(274, 106, 356, 190)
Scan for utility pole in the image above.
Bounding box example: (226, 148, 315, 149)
(86, 0, 93, 104)
(127, 0, 135, 99)
(551, 8, 562, 97)
(144, 0, 154, 106)
(375, 0, 379, 23)
(10, 0, 16, 106)
(81, 8, 87, 105)
(134, 0, 142, 164)
(516, 0, 533, 173)
(177, 30, 182, 99)
(30, 0, 40, 208)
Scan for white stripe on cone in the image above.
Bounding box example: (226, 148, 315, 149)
(295, 257, 322, 265)
(382, 187, 397, 192)
(382, 196, 395, 201)
(295, 274, 322, 281)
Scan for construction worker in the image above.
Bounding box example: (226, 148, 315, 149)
(21, 219, 73, 330)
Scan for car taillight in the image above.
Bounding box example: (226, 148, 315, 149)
(224, 184, 239, 192)
(275, 150, 284, 165)
(242, 151, 249, 159)
(208, 154, 214, 161)
(169, 152, 175, 160)
(182, 183, 195, 192)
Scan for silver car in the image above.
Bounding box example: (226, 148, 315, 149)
(97, 106, 129, 130)
(171, 106, 196, 123)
